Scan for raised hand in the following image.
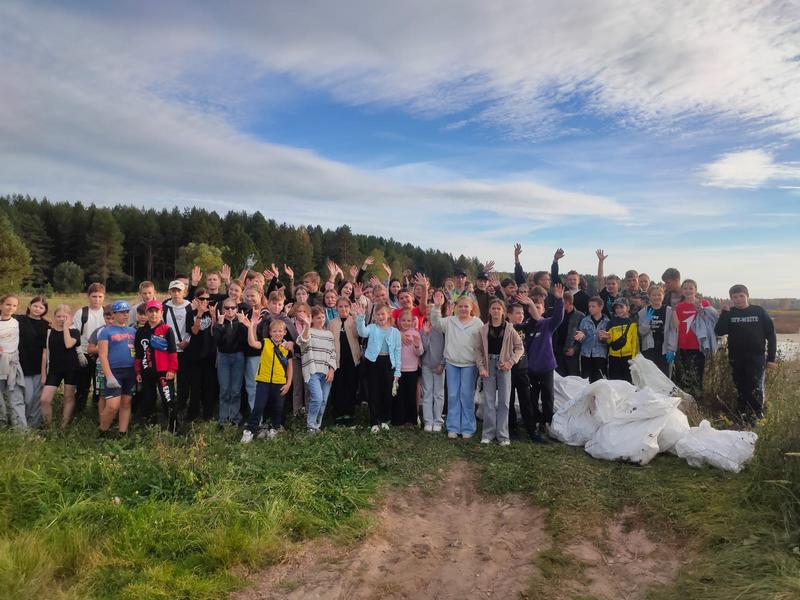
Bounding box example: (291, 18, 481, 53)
(720, 299, 731, 311)
(433, 291, 445, 308)
(326, 259, 336, 279)
(514, 293, 533, 305)
(482, 260, 495, 273)
(237, 312, 251, 327)
(362, 256, 375, 269)
(553, 283, 564, 299)
(488, 274, 501, 288)
(553, 248, 565, 262)
(596, 249, 608, 262)
(262, 268, 274, 282)
(283, 264, 294, 280)
(221, 264, 231, 282)
(349, 265, 359, 280)
(382, 263, 392, 278)
(352, 301, 365, 315)
(368, 275, 380, 288)
(270, 263, 280, 278)
(191, 265, 202, 286)
(299, 312, 312, 328)
(250, 312, 262, 330)
(514, 243, 522, 261)
(422, 319, 432, 334)
(354, 282, 364, 299)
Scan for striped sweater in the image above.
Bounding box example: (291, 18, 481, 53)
(297, 327, 338, 383)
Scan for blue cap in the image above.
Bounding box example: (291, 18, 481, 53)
(111, 300, 131, 313)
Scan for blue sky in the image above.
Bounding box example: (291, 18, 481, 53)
(1, 0, 799, 296)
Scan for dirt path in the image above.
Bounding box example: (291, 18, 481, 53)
(232, 463, 687, 600)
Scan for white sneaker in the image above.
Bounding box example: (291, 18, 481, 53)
(266, 428, 278, 440)
(380, 422, 390, 431)
(499, 440, 511, 447)
(480, 438, 491, 444)
(462, 433, 473, 439)
(240, 430, 253, 444)
(433, 424, 442, 433)
(370, 425, 380, 434)
(256, 428, 269, 439)
(424, 424, 433, 432)
(447, 432, 458, 439)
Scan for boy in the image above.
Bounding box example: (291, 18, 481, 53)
(507, 302, 548, 443)
(498, 277, 518, 304)
(163, 280, 192, 422)
(128, 281, 156, 326)
(87, 305, 114, 416)
(575, 297, 610, 382)
(554, 291, 584, 377)
(638, 286, 672, 375)
(518, 283, 565, 436)
(602, 298, 639, 382)
(661, 268, 683, 308)
(564, 270, 590, 315)
(134, 300, 179, 432)
(474, 273, 491, 323)
(714, 284, 777, 424)
(622, 269, 648, 315)
(302, 272, 324, 306)
(242, 315, 293, 442)
(595, 249, 620, 317)
(97, 301, 137, 436)
(73, 283, 107, 414)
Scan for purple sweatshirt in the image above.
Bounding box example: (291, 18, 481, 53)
(522, 298, 564, 374)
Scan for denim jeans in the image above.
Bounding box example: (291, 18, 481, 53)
(421, 365, 445, 426)
(244, 355, 260, 411)
(481, 355, 512, 442)
(445, 363, 478, 435)
(306, 372, 331, 430)
(217, 352, 244, 425)
(0, 378, 26, 428)
(23, 374, 43, 428)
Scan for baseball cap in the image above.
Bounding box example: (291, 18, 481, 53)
(145, 300, 163, 311)
(111, 300, 130, 313)
(476, 272, 489, 281)
(454, 268, 467, 277)
(168, 280, 186, 291)
(612, 297, 629, 308)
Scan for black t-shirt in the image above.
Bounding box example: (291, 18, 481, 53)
(48, 328, 81, 372)
(599, 289, 618, 317)
(487, 323, 505, 355)
(648, 306, 668, 350)
(15, 315, 50, 375)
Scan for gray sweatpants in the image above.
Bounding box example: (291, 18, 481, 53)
(481, 355, 512, 442)
(0, 378, 27, 429)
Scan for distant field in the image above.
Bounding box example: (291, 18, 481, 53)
(14, 292, 161, 316)
(770, 310, 800, 334)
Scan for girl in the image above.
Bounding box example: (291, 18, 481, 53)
(187, 288, 218, 421)
(328, 297, 361, 423)
(40, 305, 81, 429)
(395, 309, 424, 426)
(297, 306, 337, 432)
(242, 285, 266, 416)
(289, 303, 310, 416)
(420, 292, 447, 432)
(638, 286, 672, 376)
(242, 315, 293, 442)
(388, 279, 402, 309)
(15, 296, 50, 428)
(226, 279, 248, 313)
(0, 295, 25, 428)
(212, 299, 247, 427)
(354, 302, 401, 433)
(337, 279, 355, 303)
(322, 289, 339, 325)
(671, 279, 717, 398)
(476, 299, 523, 446)
(430, 295, 482, 439)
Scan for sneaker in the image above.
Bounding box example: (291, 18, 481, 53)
(499, 440, 511, 447)
(447, 432, 458, 439)
(266, 428, 278, 440)
(424, 424, 433, 433)
(380, 422, 390, 431)
(432, 424, 442, 433)
(462, 433, 473, 439)
(256, 427, 269, 439)
(240, 430, 254, 444)
(480, 438, 491, 444)
(530, 432, 549, 444)
(307, 427, 320, 434)
(370, 425, 380, 434)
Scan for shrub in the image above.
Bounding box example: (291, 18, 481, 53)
(52, 261, 85, 293)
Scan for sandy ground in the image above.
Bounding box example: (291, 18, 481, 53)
(232, 463, 687, 600)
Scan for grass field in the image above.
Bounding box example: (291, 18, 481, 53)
(2, 293, 799, 599)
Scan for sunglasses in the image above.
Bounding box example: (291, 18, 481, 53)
(223, 306, 237, 311)
(197, 297, 210, 301)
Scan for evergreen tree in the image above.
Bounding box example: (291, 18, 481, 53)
(0, 213, 32, 292)
(84, 208, 124, 286)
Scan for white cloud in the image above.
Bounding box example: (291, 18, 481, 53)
(700, 149, 800, 188)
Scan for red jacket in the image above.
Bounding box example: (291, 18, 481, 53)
(134, 321, 179, 375)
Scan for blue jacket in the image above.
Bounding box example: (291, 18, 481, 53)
(356, 315, 402, 377)
(578, 314, 610, 358)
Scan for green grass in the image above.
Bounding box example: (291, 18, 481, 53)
(1, 359, 799, 599)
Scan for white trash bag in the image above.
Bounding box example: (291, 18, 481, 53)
(553, 374, 589, 412)
(550, 379, 633, 446)
(629, 354, 699, 416)
(657, 408, 690, 454)
(585, 414, 671, 465)
(674, 420, 758, 473)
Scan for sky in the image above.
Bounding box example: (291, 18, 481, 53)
(1, 0, 799, 297)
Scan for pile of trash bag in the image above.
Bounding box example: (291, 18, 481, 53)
(550, 354, 757, 472)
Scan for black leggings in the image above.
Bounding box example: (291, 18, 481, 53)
(330, 359, 359, 419)
(365, 355, 393, 426)
(529, 370, 555, 426)
(393, 370, 418, 425)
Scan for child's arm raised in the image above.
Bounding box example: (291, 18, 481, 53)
(596, 249, 607, 288)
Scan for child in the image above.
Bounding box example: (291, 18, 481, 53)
(40, 305, 81, 429)
(714, 284, 777, 424)
(661, 268, 683, 308)
(135, 303, 148, 327)
(187, 288, 218, 421)
(622, 269, 647, 315)
(128, 280, 156, 325)
(212, 299, 247, 427)
(302, 272, 323, 306)
(328, 297, 362, 424)
(638, 273, 651, 292)
(602, 298, 639, 382)
(671, 279, 717, 398)
(595, 249, 619, 317)
(575, 297, 610, 382)
(14, 296, 50, 428)
(0, 295, 25, 428)
(134, 300, 179, 432)
(97, 301, 137, 436)
(164, 280, 192, 421)
(476, 299, 523, 446)
(87, 306, 114, 417)
(554, 291, 584, 377)
(289, 303, 310, 416)
(395, 309, 424, 426)
(420, 293, 447, 432)
(430, 295, 483, 439)
(72, 283, 107, 414)
(563, 270, 590, 315)
(242, 315, 293, 442)
(322, 289, 339, 325)
(354, 302, 401, 433)
(507, 303, 547, 443)
(638, 286, 672, 375)
(297, 306, 337, 432)
(517, 284, 564, 435)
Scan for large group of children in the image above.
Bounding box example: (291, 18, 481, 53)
(0, 244, 778, 443)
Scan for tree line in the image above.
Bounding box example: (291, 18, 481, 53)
(0, 194, 486, 293)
